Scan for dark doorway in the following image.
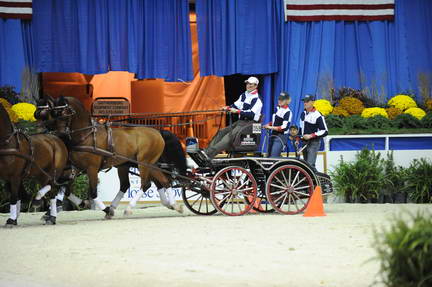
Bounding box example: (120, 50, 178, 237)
(223, 74, 264, 106)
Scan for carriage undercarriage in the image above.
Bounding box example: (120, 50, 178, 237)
(180, 153, 333, 217)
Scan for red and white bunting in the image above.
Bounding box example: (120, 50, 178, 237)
(0, 0, 32, 20)
(284, 0, 395, 22)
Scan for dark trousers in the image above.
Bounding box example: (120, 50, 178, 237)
(206, 120, 250, 159)
(268, 134, 287, 158)
(303, 138, 321, 172)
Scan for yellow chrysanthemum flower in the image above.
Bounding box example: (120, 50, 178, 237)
(361, 107, 389, 118)
(313, 99, 333, 116)
(331, 106, 350, 117)
(404, 107, 426, 120)
(11, 102, 37, 122)
(388, 95, 417, 111)
(339, 97, 365, 115)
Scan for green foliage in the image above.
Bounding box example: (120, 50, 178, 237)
(421, 112, 432, 128)
(393, 114, 423, 129)
(373, 211, 432, 287)
(325, 114, 344, 128)
(15, 120, 43, 135)
(71, 174, 89, 200)
(330, 148, 386, 202)
(342, 115, 369, 130)
(0, 86, 20, 105)
(366, 115, 393, 129)
(405, 159, 432, 203)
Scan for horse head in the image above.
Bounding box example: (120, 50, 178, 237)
(44, 96, 90, 139)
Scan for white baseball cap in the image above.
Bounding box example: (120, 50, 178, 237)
(244, 76, 259, 85)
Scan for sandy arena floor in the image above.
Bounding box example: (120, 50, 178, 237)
(0, 203, 431, 287)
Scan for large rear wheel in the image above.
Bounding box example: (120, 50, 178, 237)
(265, 165, 314, 215)
(210, 166, 257, 216)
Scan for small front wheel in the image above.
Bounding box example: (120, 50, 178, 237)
(210, 166, 257, 216)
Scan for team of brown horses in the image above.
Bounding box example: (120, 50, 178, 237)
(0, 96, 184, 227)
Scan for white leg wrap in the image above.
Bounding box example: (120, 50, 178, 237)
(35, 185, 51, 200)
(111, 191, 125, 209)
(128, 189, 144, 208)
(93, 197, 106, 210)
(55, 189, 65, 201)
(166, 187, 176, 206)
(68, 194, 82, 207)
(158, 188, 170, 207)
(16, 200, 21, 219)
(10, 204, 17, 220)
(50, 199, 58, 217)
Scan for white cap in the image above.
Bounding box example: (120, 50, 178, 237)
(244, 76, 259, 85)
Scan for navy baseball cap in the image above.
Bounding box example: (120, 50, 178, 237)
(302, 94, 315, 102)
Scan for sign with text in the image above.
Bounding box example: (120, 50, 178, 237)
(92, 98, 130, 116)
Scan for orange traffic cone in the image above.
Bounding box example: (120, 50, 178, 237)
(248, 197, 263, 213)
(303, 186, 326, 217)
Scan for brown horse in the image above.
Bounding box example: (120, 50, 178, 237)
(38, 96, 166, 218)
(0, 104, 68, 227)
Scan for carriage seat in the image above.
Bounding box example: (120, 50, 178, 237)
(226, 122, 262, 154)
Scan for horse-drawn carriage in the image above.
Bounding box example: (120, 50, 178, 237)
(0, 96, 332, 226)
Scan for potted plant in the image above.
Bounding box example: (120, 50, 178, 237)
(405, 158, 432, 203)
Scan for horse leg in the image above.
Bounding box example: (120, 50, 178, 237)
(152, 171, 183, 214)
(5, 180, 20, 227)
(109, 165, 130, 213)
(32, 184, 52, 209)
(124, 188, 144, 216)
(87, 167, 112, 219)
(42, 185, 60, 225)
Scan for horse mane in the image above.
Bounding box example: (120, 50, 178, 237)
(0, 103, 14, 138)
(159, 130, 187, 176)
(63, 96, 90, 120)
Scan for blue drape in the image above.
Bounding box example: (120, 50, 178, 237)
(195, 0, 279, 76)
(196, 0, 432, 126)
(32, 0, 193, 81)
(0, 19, 26, 91)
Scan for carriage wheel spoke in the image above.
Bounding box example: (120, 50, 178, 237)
(274, 175, 286, 188)
(293, 192, 307, 206)
(292, 171, 300, 186)
(270, 183, 286, 190)
(190, 195, 203, 208)
(292, 177, 307, 188)
(186, 192, 201, 200)
(281, 169, 289, 186)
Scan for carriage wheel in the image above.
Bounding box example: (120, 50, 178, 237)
(182, 183, 218, 216)
(245, 185, 275, 213)
(265, 165, 314, 215)
(210, 166, 257, 216)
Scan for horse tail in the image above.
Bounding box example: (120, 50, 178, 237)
(159, 130, 187, 176)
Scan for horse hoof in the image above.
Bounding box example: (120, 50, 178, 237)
(103, 207, 114, 219)
(79, 200, 91, 210)
(123, 208, 133, 216)
(5, 218, 17, 228)
(173, 204, 184, 214)
(40, 212, 50, 222)
(44, 216, 56, 225)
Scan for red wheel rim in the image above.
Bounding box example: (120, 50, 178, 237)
(265, 165, 313, 215)
(210, 166, 257, 216)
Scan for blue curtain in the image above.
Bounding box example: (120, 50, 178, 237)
(260, 0, 432, 126)
(195, 0, 279, 76)
(32, 0, 193, 81)
(0, 19, 26, 91)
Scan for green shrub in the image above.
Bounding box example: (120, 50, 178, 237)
(405, 158, 432, 203)
(420, 112, 432, 128)
(331, 148, 386, 202)
(71, 174, 89, 200)
(366, 115, 393, 129)
(373, 211, 432, 287)
(325, 114, 345, 128)
(343, 115, 369, 130)
(393, 114, 422, 129)
(383, 152, 407, 202)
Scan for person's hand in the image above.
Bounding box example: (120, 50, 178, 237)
(263, 124, 270, 129)
(222, 106, 230, 111)
(229, 108, 239, 113)
(303, 134, 313, 140)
